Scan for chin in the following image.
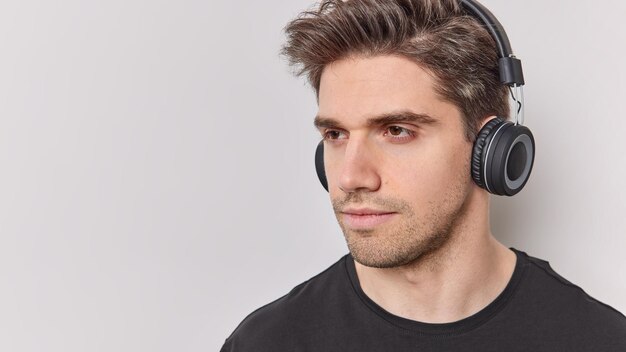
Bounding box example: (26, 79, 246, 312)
(343, 222, 453, 269)
(345, 233, 425, 268)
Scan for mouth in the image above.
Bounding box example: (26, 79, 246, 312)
(340, 208, 397, 229)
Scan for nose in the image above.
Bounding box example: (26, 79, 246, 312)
(337, 137, 381, 193)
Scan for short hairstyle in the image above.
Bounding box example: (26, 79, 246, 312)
(279, 0, 510, 142)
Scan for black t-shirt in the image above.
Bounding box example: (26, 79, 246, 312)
(221, 248, 626, 351)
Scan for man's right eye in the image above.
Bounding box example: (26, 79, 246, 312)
(323, 130, 348, 140)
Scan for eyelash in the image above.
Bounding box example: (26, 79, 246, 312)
(322, 126, 416, 143)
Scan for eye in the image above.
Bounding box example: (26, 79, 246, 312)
(383, 126, 415, 141)
(323, 129, 348, 141)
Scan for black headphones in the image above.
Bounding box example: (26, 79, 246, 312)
(315, 0, 535, 197)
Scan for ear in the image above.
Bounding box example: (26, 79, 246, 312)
(478, 115, 499, 130)
(471, 115, 499, 143)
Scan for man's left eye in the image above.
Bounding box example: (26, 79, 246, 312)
(384, 126, 414, 138)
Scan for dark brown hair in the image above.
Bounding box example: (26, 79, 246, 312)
(279, 0, 509, 142)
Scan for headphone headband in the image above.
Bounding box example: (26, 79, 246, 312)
(460, 0, 524, 86)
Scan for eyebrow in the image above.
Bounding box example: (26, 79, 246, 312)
(313, 110, 438, 130)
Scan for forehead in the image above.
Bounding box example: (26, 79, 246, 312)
(318, 55, 452, 125)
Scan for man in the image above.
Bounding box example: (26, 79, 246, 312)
(221, 0, 626, 350)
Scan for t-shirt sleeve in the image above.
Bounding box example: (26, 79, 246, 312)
(219, 338, 232, 352)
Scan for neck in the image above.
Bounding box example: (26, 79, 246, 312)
(353, 192, 516, 324)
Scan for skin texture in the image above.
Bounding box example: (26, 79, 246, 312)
(316, 54, 516, 323)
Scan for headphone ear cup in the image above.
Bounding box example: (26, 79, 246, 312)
(471, 117, 535, 196)
(472, 118, 506, 189)
(486, 123, 535, 196)
(315, 141, 329, 192)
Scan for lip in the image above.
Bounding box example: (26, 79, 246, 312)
(342, 208, 392, 215)
(341, 208, 396, 229)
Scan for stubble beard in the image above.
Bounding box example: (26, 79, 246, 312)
(332, 180, 471, 269)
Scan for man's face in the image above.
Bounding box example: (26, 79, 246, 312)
(316, 54, 477, 268)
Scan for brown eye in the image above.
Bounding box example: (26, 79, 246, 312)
(324, 130, 347, 140)
(383, 126, 415, 142)
(389, 126, 404, 136)
(327, 131, 340, 139)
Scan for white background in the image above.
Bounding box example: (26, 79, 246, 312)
(0, 0, 624, 351)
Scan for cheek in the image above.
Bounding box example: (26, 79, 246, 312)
(388, 162, 447, 203)
(383, 140, 471, 199)
(324, 152, 343, 192)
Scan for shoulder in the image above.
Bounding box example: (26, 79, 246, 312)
(220, 255, 351, 351)
(513, 248, 626, 347)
